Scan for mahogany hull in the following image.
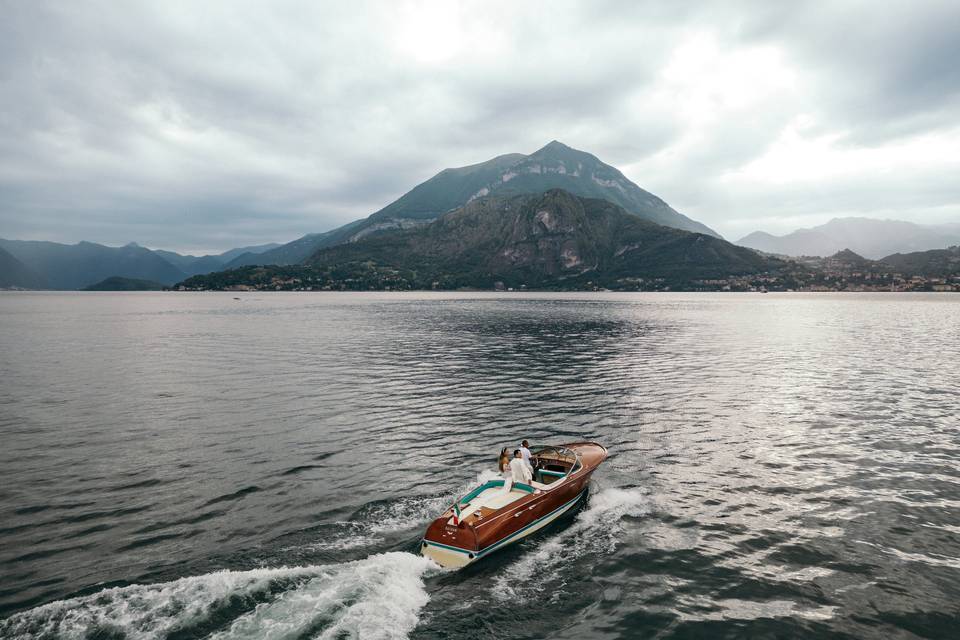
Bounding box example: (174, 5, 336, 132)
(421, 442, 607, 568)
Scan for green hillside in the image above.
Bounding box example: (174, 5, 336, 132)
(82, 276, 166, 291)
(305, 189, 769, 289)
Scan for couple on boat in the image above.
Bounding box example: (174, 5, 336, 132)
(498, 440, 543, 491)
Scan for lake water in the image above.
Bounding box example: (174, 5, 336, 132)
(1, 291, 959, 639)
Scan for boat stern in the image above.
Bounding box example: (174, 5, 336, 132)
(420, 514, 480, 569)
(420, 539, 476, 568)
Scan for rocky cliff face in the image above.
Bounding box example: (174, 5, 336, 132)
(306, 189, 770, 287)
(465, 141, 712, 235)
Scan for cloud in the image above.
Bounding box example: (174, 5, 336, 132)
(0, 0, 957, 252)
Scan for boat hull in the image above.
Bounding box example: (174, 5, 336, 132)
(421, 486, 587, 568)
(421, 442, 607, 568)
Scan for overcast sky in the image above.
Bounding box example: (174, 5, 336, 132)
(2, 1, 959, 253)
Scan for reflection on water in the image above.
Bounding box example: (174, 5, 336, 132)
(1, 291, 959, 639)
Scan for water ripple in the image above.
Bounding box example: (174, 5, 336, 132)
(1, 291, 959, 639)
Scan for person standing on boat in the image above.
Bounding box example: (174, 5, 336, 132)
(520, 440, 535, 474)
(509, 449, 533, 485)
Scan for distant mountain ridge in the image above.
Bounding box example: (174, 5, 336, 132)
(737, 218, 960, 258)
(0, 239, 280, 289)
(0, 239, 186, 290)
(157, 242, 281, 276)
(0, 245, 47, 288)
(226, 141, 720, 268)
(224, 230, 361, 269)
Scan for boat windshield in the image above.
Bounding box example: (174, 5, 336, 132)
(531, 446, 576, 463)
(529, 446, 579, 484)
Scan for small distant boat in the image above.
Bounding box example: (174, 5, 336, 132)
(420, 442, 607, 568)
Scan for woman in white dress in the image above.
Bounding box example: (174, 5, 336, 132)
(497, 448, 511, 474)
(498, 447, 514, 493)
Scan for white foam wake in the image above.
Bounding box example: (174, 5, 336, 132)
(211, 552, 433, 640)
(362, 469, 502, 535)
(297, 469, 503, 552)
(1, 552, 438, 640)
(493, 486, 651, 602)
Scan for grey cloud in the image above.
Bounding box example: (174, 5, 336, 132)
(0, 0, 957, 251)
(736, 0, 960, 143)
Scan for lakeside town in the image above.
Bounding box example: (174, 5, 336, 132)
(178, 273, 958, 293)
(170, 247, 960, 293)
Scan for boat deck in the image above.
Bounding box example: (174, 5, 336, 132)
(451, 480, 533, 524)
(468, 486, 526, 510)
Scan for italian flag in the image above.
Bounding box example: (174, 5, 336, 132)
(453, 503, 461, 525)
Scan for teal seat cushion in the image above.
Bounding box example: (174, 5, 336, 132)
(536, 469, 567, 482)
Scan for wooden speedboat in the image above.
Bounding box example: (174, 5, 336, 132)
(420, 442, 607, 568)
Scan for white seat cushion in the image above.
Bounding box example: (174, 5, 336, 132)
(470, 487, 526, 510)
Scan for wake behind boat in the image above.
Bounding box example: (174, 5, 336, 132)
(421, 442, 607, 568)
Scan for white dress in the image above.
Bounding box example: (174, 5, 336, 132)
(500, 465, 513, 493)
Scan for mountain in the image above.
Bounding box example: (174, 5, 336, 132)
(465, 141, 717, 235)
(217, 242, 282, 263)
(736, 229, 834, 257)
(0, 239, 186, 289)
(157, 242, 281, 275)
(880, 245, 960, 277)
(153, 250, 225, 277)
(0, 245, 47, 288)
(365, 152, 527, 223)
(737, 218, 960, 258)
(82, 276, 166, 291)
(224, 227, 365, 269)
(226, 141, 720, 268)
(297, 189, 770, 289)
(827, 248, 875, 269)
(0, 238, 285, 288)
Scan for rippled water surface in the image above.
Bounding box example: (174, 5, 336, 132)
(1, 291, 959, 639)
